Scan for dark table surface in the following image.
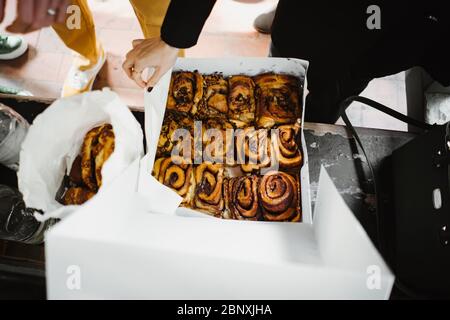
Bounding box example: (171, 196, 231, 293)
(0, 95, 416, 300)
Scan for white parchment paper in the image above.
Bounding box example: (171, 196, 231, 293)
(137, 72, 184, 215)
(18, 89, 144, 217)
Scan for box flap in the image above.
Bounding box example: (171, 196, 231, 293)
(46, 164, 394, 299)
(313, 167, 394, 291)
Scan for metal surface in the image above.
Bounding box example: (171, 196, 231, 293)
(304, 122, 415, 243)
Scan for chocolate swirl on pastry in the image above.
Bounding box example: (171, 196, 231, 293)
(272, 122, 302, 170)
(167, 71, 203, 114)
(81, 124, 115, 191)
(81, 126, 103, 190)
(68, 155, 83, 185)
(225, 175, 260, 221)
(152, 156, 194, 205)
(203, 118, 235, 131)
(228, 75, 256, 125)
(157, 112, 194, 161)
(93, 124, 115, 188)
(194, 163, 225, 217)
(157, 113, 176, 157)
(254, 74, 302, 128)
(63, 187, 96, 206)
(259, 171, 301, 222)
(201, 119, 234, 164)
(197, 74, 229, 119)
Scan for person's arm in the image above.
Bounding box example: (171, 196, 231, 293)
(1, 0, 70, 33)
(161, 0, 216, 49)
(123, 0, 216, 88)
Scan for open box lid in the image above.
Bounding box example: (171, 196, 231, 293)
(45, 163, 394, 299)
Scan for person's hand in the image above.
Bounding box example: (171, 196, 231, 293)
(2, 0, 70, 34)
(123, 37, 179, 89)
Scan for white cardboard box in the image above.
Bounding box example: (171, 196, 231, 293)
(46, 166, 394, 299)
(45, 58, 394, 299)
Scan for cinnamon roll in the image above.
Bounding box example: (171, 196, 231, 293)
(203, 118, 235, 131)
(61, 124, 115, 206)
(80, 124, 115, 191)
(197, 74, 229, 119)
(63, 187, 96, 206)
(157, 111, 194, 161)
(225, 175, 260, 221)
(200, 119, 234, 164)
(80, 125, 104, 190)
(272, 122, 302, 170)
(93, 124, 115, 188)
(228, 75, 256, 125)
(258, 171, 301, 222)
(152, 156, 194, 205)
(235, 127, 272, 173)
(194, 163, 225, 217)
(167, 71, 203, 115)
(254, 74, 302, 128)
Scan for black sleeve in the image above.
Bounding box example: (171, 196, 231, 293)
(161, 0, 217, 48)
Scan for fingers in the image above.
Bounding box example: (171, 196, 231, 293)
(122, 58, 134, 80)
(131, 65, 147, 89)
(53, 0, 70, 24)
(123, 37, 179, 89)
(56, 0, 72, 23)
(0, 0, 6, 23)
(48, 0, 69, 25)
(6, 0, 34, 33)
(125, 40, 146, 84)
(122, 55, 147, 88)
(33, 0, 53, 30)
(6, 20, 25, 33)
(6, 18, 30, 33)
(146, 67, 163, 88)
(18, 0, 35, 26)
(132, 39, 144, 48)
(19, 0, 35, 31)
(6, 0, 70, 33)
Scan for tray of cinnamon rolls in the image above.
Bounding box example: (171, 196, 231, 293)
(149, 58, 311, 223)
